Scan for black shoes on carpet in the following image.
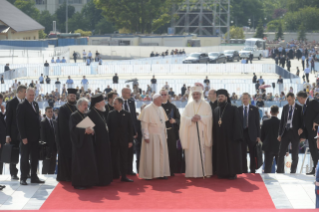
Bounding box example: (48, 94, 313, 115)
(121, 177, 134, 182)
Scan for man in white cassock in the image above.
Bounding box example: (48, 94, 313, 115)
(139, 94, 171, 179)
(180, 86, 213, 178)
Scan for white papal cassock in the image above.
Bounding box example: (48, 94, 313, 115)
(179, 99, 213, 178)
(139, 103, 170, 179)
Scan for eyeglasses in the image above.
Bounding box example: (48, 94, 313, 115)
(161, 94, 167, 96)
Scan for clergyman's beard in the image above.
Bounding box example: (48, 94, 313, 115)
(218, 100, 227, 108)
(97, 106, 106, 112)
(68, 100, 76, 105)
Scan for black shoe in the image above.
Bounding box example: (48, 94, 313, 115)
(171, 173, 175, 177)
(158, 177, 168, 180)
(31, 178, 45, 183)
(128, 172, 136, 176)
(228, 175, 237, 180)
(27, 174, 31, 179)
(121, 177, 134, 182)
(20, 180, 28, 185)
(11, 175, 19, 180)
(306, 169, 315, 175)
(0, 185, 6, 188)
(74, 186, 86, 190)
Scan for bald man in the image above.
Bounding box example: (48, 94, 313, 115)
(121, 88, 137, 175)
(208, 89, 217, 111)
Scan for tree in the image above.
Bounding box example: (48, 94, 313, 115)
(266, 19, 281, 31)
(38, 30, 47, 39)
(14, 0, 39, 20)
(37, 10, 55, 34)
(94, 0, 183, 33)
(81, 0, 103, 31)
(95, 17, 115, 34)
(224, 26, 245, 39)
(74, 29, 92, 36)
(231, 0, 264, 27)
(55, 3, 75, 32)
(275, 21, 284, 40)
(298, 23, 306, 41)
(284, 7, 319, 31)
(254, 19, 264, 38)
(68, 12, 89, 33)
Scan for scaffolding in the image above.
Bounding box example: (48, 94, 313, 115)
(172, 0, 230, 38)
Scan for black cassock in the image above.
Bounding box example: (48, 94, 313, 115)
(88, 108, 113, 186)
(56, 103, 76, 181)
(161, 102, 182, 174)
(69, 110, 98, 187)
(213, 103, 243, 177)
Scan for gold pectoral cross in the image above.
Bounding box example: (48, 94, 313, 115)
(218, 118, 222, 127)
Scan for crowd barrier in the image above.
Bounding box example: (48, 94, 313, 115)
(2, 68, 28, 80)
(0, 64, 286, 79)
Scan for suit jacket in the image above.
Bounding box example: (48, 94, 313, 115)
(41, 118, 57, 154)
(5, 97, 20, 141)
(261, 117, 280, 152)
(303, 98, 319, 139)
(238, 105, 260, 143)
(107, 110, 134, 147)
(0, 113, 6, 145)
(209, 100, 218, 111)
(123, 98, 137, 135)
(279, 103, 303, 137)
(16, 100, 40, 142)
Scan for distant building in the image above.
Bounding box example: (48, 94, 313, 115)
(0, 0, 44, 40)
(35, 0, 88, 15)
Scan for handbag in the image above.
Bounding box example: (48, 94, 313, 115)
(254, 143, 263, 170)
(42, 158, 51, 174)
(38, 141, 47, 161)
(0, 143, 19, 164)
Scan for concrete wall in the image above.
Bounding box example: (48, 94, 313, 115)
(68, 45, 245, 59)
(7, 29, 39, 40)
(245, 32, 319, 42)
(198, 37, 221, 46)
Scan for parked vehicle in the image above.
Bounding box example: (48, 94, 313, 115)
(208, 52, 227, 64)
(239, 47, 263, 60)
(183, 53, 209, 64)
(223, 50, 240, 62)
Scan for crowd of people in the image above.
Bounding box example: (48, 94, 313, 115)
(1, 82, 319, 196)
(150, 49, 186, 57)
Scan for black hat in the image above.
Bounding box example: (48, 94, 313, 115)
(67, 88, 77, 95)
(90, 94, 104, 109)
(216, 89, 231, 103)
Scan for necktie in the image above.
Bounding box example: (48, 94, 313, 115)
(50, 119, 55, 133)
(124, 100, 130, 112)
(303, 104, 306, 114)
(288, 105, 293, 119)
(31, 102, 36, 112)
(243, 106, 248, 129)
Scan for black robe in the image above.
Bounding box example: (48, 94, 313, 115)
(105, 103, 114, 119)
(213, 103, 243, 177)
(87, 108, 113, 186)
(56, 102, 76, 181)
(69, 110, 98, 187)
(162, 102, 183, 174)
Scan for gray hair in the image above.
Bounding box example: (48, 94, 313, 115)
(77, 97, 89, 107)
(26, 87, 35, 93)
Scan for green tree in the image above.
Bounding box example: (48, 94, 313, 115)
(38, 30, 47, 39)
(231, 0, 264, 27)
(54, 3, 75, 32)
(74, 29, 92, 36)
(254, 19, 265, 38)
(94, 0, 183, 33)
(284, 7, 319, 31)
(275, 21, 284, 40)
(95, 17, 115, 34)
(7, 0, 16, 4)
(37, 10, 55, 34)
(81, 0, 103, 31)
(298, 23, 306, 41)
(224, 26, 245, 39)
(14, 0, 39, 20)
(68, 12, 89, 33)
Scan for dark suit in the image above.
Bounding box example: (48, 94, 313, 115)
(261, 117, 280, 173)
(302, 99, 319, 169)
(107, 110, 133, 179)
(5, 97, 21, 176)
(209, 100, 218, 173)
(0, 112, 6, 174)
(277, 103, 303, 173)
(41, 118, 57, 174)
(122, 98, 137, 174)
(16, 100, 41, 181)
(238, 105, 260, 173)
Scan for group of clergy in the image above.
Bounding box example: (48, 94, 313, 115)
(57, 85, 241, 189)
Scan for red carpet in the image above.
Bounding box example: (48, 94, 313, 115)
(41, 174, 275, 210)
